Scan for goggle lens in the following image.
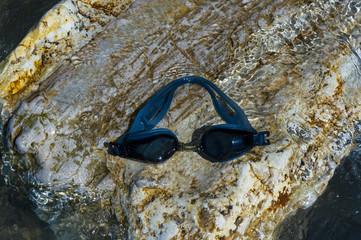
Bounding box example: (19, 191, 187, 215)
(121, 134, 177, 163)
(200, 129, 254, 161)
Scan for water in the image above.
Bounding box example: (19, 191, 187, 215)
(2, 0, 361, 239)
(0, 179, 56, 239)
(275, 146, 361, 240)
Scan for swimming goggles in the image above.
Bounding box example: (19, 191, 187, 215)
(106, 76, 270, 163)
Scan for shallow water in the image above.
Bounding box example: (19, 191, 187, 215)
(0, 180, 56, 239)
(1, 1, 361, 239)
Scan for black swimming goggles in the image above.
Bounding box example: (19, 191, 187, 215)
(106, 76, 270, 163)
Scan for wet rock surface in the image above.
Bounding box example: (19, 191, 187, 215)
(1, 0, 361, 239)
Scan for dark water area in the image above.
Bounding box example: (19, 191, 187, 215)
(0, 179, 56, 239)
(276, 146, 361, 240)
(1, 1, 361, 239)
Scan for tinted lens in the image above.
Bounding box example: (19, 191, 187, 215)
(121, 134, 177, 163)
(200, 129, 254, 161)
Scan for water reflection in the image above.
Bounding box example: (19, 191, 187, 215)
(0, 176, 56, 239)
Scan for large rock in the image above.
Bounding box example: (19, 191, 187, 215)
(0, 0, 135, 114)
(2, 0, 361, 239)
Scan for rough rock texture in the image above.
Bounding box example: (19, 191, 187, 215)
(2, 0, 361, 239)
(0, 0, 135, 114)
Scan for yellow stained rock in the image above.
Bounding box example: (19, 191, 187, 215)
(0, 0, 135, 112)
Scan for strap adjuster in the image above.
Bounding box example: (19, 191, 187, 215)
(253, 131, 270, 146)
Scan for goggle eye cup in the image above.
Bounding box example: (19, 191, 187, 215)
(198, 128, 254, 162)
(116, 133, 178, 163)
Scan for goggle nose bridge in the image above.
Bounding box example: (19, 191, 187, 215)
(177, 141, 197, 151)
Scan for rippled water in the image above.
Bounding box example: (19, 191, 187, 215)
(0, 180, 56, 239)
(2, 1, 361, 239)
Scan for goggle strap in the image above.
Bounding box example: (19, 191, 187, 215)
(128, 85, 177, 132)
(204, 83, 256, 132)
(144, 88, 175, 123)
(128, 76, 256, 133)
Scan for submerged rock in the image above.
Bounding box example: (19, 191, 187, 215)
(1, 0, 361, 239)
